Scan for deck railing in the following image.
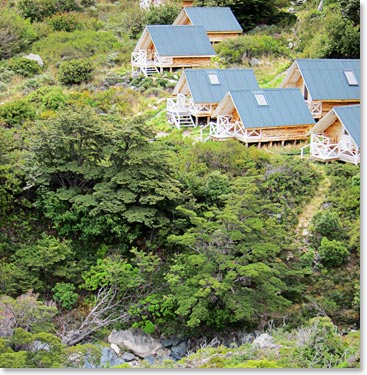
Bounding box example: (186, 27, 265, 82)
(188, 98, 212, 116)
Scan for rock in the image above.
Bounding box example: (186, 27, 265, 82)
(111, 344, 120, 354)
(108, 328, 164, 358)
(121, 352, 136, 362)
(31, 340, 50, 352)
(249, 58, 260, 67)
(252, 333, 277, 349)
(100, 346, 125, 368)
(144, 355, 155, 365)
(23, 54, 44, 67)
(170, 340, 188, 359)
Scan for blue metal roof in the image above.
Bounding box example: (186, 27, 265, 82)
(334, 104, 360, 147)
(229, 88, 315, 128)
(147, 25, 215, 57)
(184, 69, 259, 104)
(184, 7, 242, 32)
(297, 59, 360, 101)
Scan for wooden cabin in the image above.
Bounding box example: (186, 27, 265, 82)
(173, 7, 243, 43)
(140, 0, 194, 10)
(303, 104, 360, 165)
(167, 68, 259, 128)
(281, 59, 360, 119)
(205, 88, 315, 146)
(131, 25, 215, 77)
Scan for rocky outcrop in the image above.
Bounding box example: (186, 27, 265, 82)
(23, 54, 44, 67)
(108, 328, 167, 358)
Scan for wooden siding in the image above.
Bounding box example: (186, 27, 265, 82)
(171, 56, 212, 68)
(230, 107, 311, 143)
(207, 32, 242, 43)
(324, 119, 342, 143)
(182, 0, 194, 6)
(321, 100, 359, 117)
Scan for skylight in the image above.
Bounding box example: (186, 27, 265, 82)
(208, 73, 220, 85)
(254, 93, 268, 106)
(344, 70, 358, 86)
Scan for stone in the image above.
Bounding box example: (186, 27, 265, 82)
(144, 355, 155, 365)
(121, 352, 136, 362)
(100, 347, 125, 368)
(170, 340, 188, 359)
(23, 54, 44, 67)
(108, 328, 164, 358)
(249, 58, 260, 67)
(111, 344, 120, 354)
(252, 333, 277, 349)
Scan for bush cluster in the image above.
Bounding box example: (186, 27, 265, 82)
(215, 34, 291, 65)
(58, 58, 94, 85)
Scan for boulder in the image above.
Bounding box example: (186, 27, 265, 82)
(23, 54, 44, 67)
(100, 347, 125, 368)
(108, 328, 164, 358)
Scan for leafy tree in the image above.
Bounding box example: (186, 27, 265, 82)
(25, 107, 183, 249)
(166, 177, 292, 330)
(194, 0, 289, 31)
(0, 328, 66, 368)
(52, 283, 78, 310)
(0, 291, 57, 337)
(144, 4, 180, 25)
(0, 8, 37, 59)
(10, 234, 77, 293)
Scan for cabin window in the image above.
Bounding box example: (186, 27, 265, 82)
(344, 70, 358, 86)
(208, 73, 220, 84)
(254, 93, 268, 106)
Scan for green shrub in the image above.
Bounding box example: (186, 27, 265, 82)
(318, 237, 349, 267)
(215, 34, 291, 65)
(52, 282, 78, 310)
(32, 30, 121, 64)
(0, 100, 36, 127)
(0, 9, 37, 59)
(47, 12, 83, 32)
(58, 58, 94, 85)
(311, 210, 341, 241)
(18, 0, 81, 23)
(28, 86, 68, 110)
(4, 58, 42, 78)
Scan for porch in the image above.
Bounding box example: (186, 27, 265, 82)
(301, 134, 360, 165)
(166, 94, 212, 128)
(131, 49, 173, 77)
(201, 116, 309, 145)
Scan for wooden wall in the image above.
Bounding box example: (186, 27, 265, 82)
(324, 119, 342, 143)
(171, 56, 212, 68)
(321, 101, 359, 117)
(207, 32, 242, 43)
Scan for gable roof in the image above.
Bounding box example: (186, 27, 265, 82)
(174, 69, 259, 104)
(174, 7, 242, 32)
(334, 105, 360, 147)
(143, 25, 215, 56)
(218, 88, 315, 128)
(286, 59, 360, 101)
